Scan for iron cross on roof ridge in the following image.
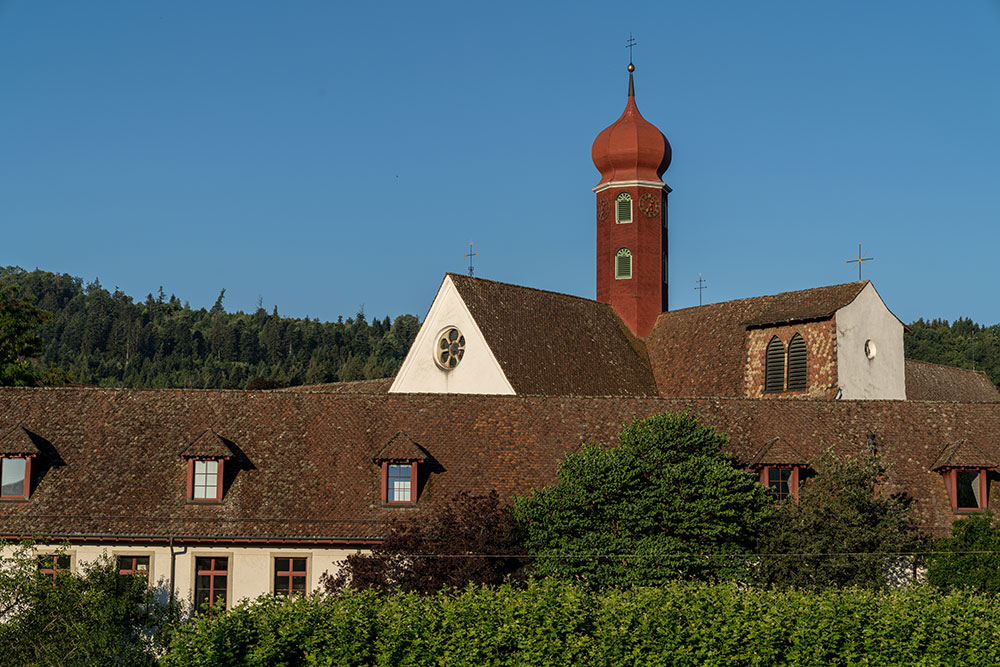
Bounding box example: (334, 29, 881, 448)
(626, 34, 636, 63)
(845, 242, 875, 280)
(464, 241, 479, 277)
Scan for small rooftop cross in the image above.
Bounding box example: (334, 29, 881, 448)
(694, 273, 707, 306)
(626, 34, 636, 63)
(845, 242, 875, 281)
(464, 241, 479, 277)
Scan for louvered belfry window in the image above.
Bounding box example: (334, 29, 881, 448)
(764, 336, 785, 393)
(786, 333, 807, 391)
(616, 193, 632, 223)
(615, 248, 632, 279)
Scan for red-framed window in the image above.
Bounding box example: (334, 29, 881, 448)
(942, 468, 989, 511)
(187, 458, 224, 501)
(37, 554, 71, 581)
(0, 456, 32, 500)
(118, 555, 150, 582)
(758, 466, 801, 501)
(381, 461, 418, 504)
(194, 556, 229, 610)
(273, 557, 308, 598)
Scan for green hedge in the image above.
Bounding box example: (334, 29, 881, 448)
(163, 581, 1000, 666)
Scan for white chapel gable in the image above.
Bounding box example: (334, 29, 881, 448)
(389, 275, 514, 395)
(835, 282, 906, 400)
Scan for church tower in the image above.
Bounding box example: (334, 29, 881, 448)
(592, 61, 671, 339)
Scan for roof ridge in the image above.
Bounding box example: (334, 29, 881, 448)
(905, 358, 990, 376)
(446, 272, 605, 308)
(657, 280, 869, 317)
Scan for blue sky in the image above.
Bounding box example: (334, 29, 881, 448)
(2, 1, 998, 324)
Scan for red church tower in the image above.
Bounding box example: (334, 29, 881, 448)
(592, 61, 672, 339)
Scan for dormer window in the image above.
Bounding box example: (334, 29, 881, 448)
(0, 427, 40, 501)
(374, 431, 429, 506)
(932, 440, 994, 513)
(1, 457, 30, 500)
(181, 430, 235, 503)
(760, 466, 801, 501)
(191, 459, 223, 501)
(616, 192, 632, 223)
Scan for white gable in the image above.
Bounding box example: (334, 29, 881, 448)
(389, 275, 515, 395)
(835, 282, 906, 400)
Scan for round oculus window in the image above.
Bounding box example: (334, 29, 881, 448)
(436, 327, 466, 370)
(865, 339, 877, 359)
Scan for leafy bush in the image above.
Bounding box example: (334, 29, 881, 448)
(926, 510, 1000, 593)
(324, 491, 526, 594)
(512, 412, 774, 587)
(0, 543, 177, 666)
(755, 449, 921, 591)
(164, 581, 1000, 666)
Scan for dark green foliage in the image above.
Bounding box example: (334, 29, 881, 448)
(0, 266, 420, 389)
(512, 412, 774, 587)
(926, 511, 1000, 593)
(0, 285, 51, 385)
(755, 450, 920, 591)
(324, 492, 526, 595)
(0, 544, 177, 666)
(164, 581, 1000, 666)
(905, 317, 1000, 389)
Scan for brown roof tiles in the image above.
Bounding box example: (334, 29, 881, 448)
(449, 274, 658, 396)
(905, 359, 1000, 402)
(0, 426, 41, 456)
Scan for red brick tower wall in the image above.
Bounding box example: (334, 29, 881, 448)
(595, 185, 669, 338)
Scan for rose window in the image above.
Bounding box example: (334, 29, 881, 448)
(436, 328, 466, 369)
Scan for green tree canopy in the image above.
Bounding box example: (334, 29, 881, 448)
(0, 286, 50, 386)
(926, 510, 1000, 594)
(755, 449, 920, 591)
(512, 412, 774, 587)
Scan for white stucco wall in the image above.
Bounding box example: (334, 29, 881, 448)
(389, 275, 515, 394)
(835, 282, 906, 400)
(23, 544, 359, 610)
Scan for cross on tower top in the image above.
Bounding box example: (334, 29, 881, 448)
(626, 34, 636, 64)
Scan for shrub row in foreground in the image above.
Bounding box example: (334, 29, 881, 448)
(164, 581, 1000, 667)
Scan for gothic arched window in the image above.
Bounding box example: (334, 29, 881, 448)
(786, 333, 807, 391)
(616, 193, 632, 224)
(764, 336, 785, 393)
(615, 248, 632, 279)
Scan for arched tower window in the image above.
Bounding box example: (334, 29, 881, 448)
(786, 333, 807, 391)
(616, 193, 632, 224)
(615, 248, 632, 279)
(764, 336, 785, 393)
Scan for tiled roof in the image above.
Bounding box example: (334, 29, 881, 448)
(747, 438, 807, 468)
(276, 378, 392, 394)
(646, 282, 867, 397)
(448, 274, 658, 396)
(0, 426, 42, 456)
(180, 430, 234, 459)
(931, 440, 995, 471)
(2, 387, 1000, 539)
(374, 432, 428, 462)
(905, 359, 1000, 402)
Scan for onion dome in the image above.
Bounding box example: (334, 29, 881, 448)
(592, 64, 672, 186)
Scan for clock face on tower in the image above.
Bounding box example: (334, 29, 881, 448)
(639, 192, 660, 218)
(597, 197, 610, 221)
(435, 327, 466, 370)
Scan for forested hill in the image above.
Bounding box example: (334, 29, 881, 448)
(0, 266, 420, 389)
(905, 318, 1000, 389)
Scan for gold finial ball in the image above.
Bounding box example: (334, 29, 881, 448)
(628, 63, 635, 72)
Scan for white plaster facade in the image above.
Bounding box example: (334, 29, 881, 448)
(835, 282, 906, 400)
(389, 275, 514, 395)
(28, 544, 359, 609)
